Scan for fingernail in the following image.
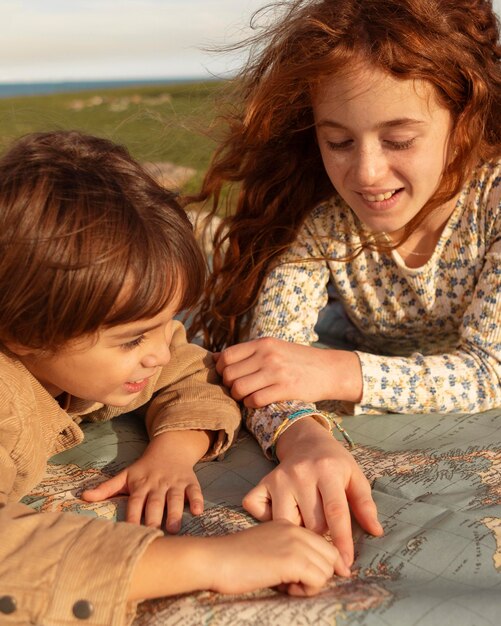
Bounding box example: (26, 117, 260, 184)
(338, 560, 351, 578)
(166, 522, 180, 534)
(342, 553, 353, 568)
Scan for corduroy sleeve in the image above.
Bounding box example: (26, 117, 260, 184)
(0, 445, 162, 625)
(144, 322, 241, 460)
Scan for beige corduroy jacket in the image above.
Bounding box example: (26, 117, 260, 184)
(0, 321, 241, 625)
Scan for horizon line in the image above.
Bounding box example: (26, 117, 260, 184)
(0, 75, 221, 86)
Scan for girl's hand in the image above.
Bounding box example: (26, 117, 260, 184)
(81, 430, 211, 533)
(243, 417, 383, 567)
(214, 337, 363, 406)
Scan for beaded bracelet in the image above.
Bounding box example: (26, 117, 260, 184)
(270, 408, 355, 460)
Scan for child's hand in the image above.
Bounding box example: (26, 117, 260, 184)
(81, 430, 211, 533)
(242, 417, 383, 568)
(206, 519, 350, 595)
(129, 519, 349, 600)
(214, 337, 363, 406)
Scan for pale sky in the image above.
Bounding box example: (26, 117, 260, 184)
(1, 0, 500, 83)
(0, 0, 268, 82)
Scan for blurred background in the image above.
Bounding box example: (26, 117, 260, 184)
(0, 1, 276, 194)
(1, 0, 500, 194)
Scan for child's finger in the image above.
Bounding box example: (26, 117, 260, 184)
(143, 491, 169, 529)
(287, 580, 325, 597)
(165, 488, 186, 534)
(81, 470, 128, 502)
(274, 525, 345, 589)
(126, 491, 148, 525)
(186, 483, 204, 516)
(300, 526, 351, 579)
(286, 581, 325, 597)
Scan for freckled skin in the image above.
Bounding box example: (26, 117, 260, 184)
(313, 62, 453, 238)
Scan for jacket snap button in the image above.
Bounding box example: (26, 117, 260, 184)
(72, 600, 94, 619)
(0, 595, 17, 614)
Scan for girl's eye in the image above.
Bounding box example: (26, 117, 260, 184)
(120, 335, 146, 351)
(385, 138, 415, 150)
(325, 138, 416, 151)
(326, 139, 352, 151)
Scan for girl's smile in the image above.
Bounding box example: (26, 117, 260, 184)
(358, 187, 404, 212)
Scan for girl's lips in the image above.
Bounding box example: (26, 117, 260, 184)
(359, 188, 403, 210)
(362, 189, 397, 202)
(124, 378, 150, 394)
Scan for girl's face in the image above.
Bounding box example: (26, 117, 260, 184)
(17, 300, 178, 407)
(312, 62, 453, 235)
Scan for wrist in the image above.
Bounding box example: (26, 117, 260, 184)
(129, 535, 214, 599)
(275, 415, 333, 461)
(146, 429, 212, 465)
(321, 349, 363, 403)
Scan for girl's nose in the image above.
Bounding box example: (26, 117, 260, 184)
(352, 145, 387, 186)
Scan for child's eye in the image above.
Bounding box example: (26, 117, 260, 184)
(385, 138, 415, 150)
(120, 335, 146, 351)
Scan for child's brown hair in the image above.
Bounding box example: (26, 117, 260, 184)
(0, 130, 205, 351)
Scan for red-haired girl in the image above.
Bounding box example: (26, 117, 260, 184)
(192, 0, 501, 570)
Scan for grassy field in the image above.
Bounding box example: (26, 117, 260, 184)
(0, 80, 227, 193)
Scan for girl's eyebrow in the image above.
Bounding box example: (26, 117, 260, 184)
(109, 322, 163, 340)
(317, 118, 425, 130)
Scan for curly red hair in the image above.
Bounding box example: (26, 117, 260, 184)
(189, 0, 501, 350)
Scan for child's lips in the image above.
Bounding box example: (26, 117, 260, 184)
(124, 377, 150, 393)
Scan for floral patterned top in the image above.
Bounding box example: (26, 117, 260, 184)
(247, 161, 501, 457)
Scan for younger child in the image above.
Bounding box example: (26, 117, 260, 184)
(0, 131, 345, 625)
(191, 0, 501, 571)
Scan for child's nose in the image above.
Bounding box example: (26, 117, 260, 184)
(141, 344, 171, 368)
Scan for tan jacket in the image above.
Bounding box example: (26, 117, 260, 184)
(0, 322, 241, 625)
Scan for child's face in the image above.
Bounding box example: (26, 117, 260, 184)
(312, 61, 453, 236)
(19, 300, 178, 407)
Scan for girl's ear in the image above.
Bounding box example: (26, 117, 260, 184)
(3, 341, 37, 357)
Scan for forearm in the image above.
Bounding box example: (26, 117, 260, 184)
(146, 322, 241, 457)
(130, 520, 346, 599)
(145, 429, 214, 465)
(357, 348, 500, 413)
(129, 535, 213, 599)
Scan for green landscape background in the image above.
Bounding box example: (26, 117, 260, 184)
(0, 80, 226, 194)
